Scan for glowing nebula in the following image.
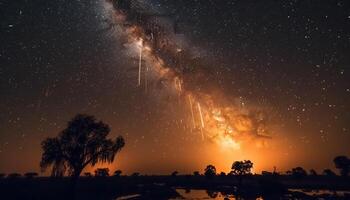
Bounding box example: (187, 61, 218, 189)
(101, 0, 273, 153)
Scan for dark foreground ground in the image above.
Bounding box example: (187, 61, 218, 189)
(0, 175, 349, 200)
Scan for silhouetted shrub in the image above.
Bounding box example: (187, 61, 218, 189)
(262, 171, 273, 176)
(24, 172, 38, 178)
(7, 173, 21, 178)
(291, 167, 307, 179)
(193, 171, 200, 176)
(131, 172, 140, 177)
(323, 169, 336, 176)
(309, 169, 318, 176)
(114, 170, 122, 176)
(171, 171, 178, 177)
(94, 168, 109, 177)
(334, 156, 350, 177)
(84, 172, 93, 177)
(0, 173, 5, 178)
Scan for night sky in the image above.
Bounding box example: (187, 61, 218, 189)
(0, 0, 349, 175)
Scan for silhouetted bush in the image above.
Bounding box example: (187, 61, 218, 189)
(262, 171, 273, 176)
(291, 167, 307, 179)
(0, 173, 5, 178)
(131, 172, 140, 177)
(24, 172, 38, 178)
(7, 173, 21, 178)
(334, 156, 350, 176)
(309, 169, 318, 176)
(193, 171, 200, 176)
(84, 172, 93, 177)
(94, 168, 110, 177)
(114, 170, 122, 176)
(171, 171, 178, 177)
(323, 169, 336, 176)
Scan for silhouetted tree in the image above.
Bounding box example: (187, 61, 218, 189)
(24, 172, 38, 178)
(219, 172, 226, 177)
(204, 165, 216, 178)
(231, 160, 253, 175)
(291, 167, 307, 179)
(7, 173, 21, 178)
(95, 168, 109, 177)
(231, 160, 253, 187)
(193, 171, 200, 176)
(84, 172, 92, 177)
(334, 156, 350, 177)
(323, 169, 336, 176)
(0, 173, 6, 178)
(171, 171, 179, 177)
(131, 172, 140, 177)
(309, 169, 318, 176)
(40, 114, 125, 180)
(114, 170, 122, 176)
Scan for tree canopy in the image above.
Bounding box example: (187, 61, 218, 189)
(40, 114, 125, 178)
(204, 165, 216, 177)
(231, 160, 253, 176)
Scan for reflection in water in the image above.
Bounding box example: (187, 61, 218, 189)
(172, 189, 264, 200)
(115, 194, 141, 200)
(174, 189, 234, 199)
(289, 189, 350, 197)
(114, 188, 350, 200)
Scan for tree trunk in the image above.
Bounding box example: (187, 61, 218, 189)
(69, 169, 82, 200)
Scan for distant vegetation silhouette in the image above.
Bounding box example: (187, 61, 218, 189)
(24, 172, 39, 178)
(131, 172, 140, 177)
(230, 160, 253, 176)
(323, 169, 336, 176)
(334, 156, 350, 177)
(171, 171, 179, 177)
(193, 171, 200, 176)
(7, 173, 21, 178)
(95, 168, 110, 177)
(309, 169, 318, 176)
(114, 170, 122, 177)
(204, 165, 216, 178)
(40, 114, 125, 181)
(84, 172, 93, 177)
(291, 167, 307, 179)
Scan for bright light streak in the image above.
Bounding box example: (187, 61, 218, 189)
(188, 95, 196, 128)
(197, 103, 205, 128)
(174, 77, 182, 93)
(197, 102, 205, 140)
(138, 43, 142, 86)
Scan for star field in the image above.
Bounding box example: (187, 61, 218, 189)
(0, 0, 349, 174)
